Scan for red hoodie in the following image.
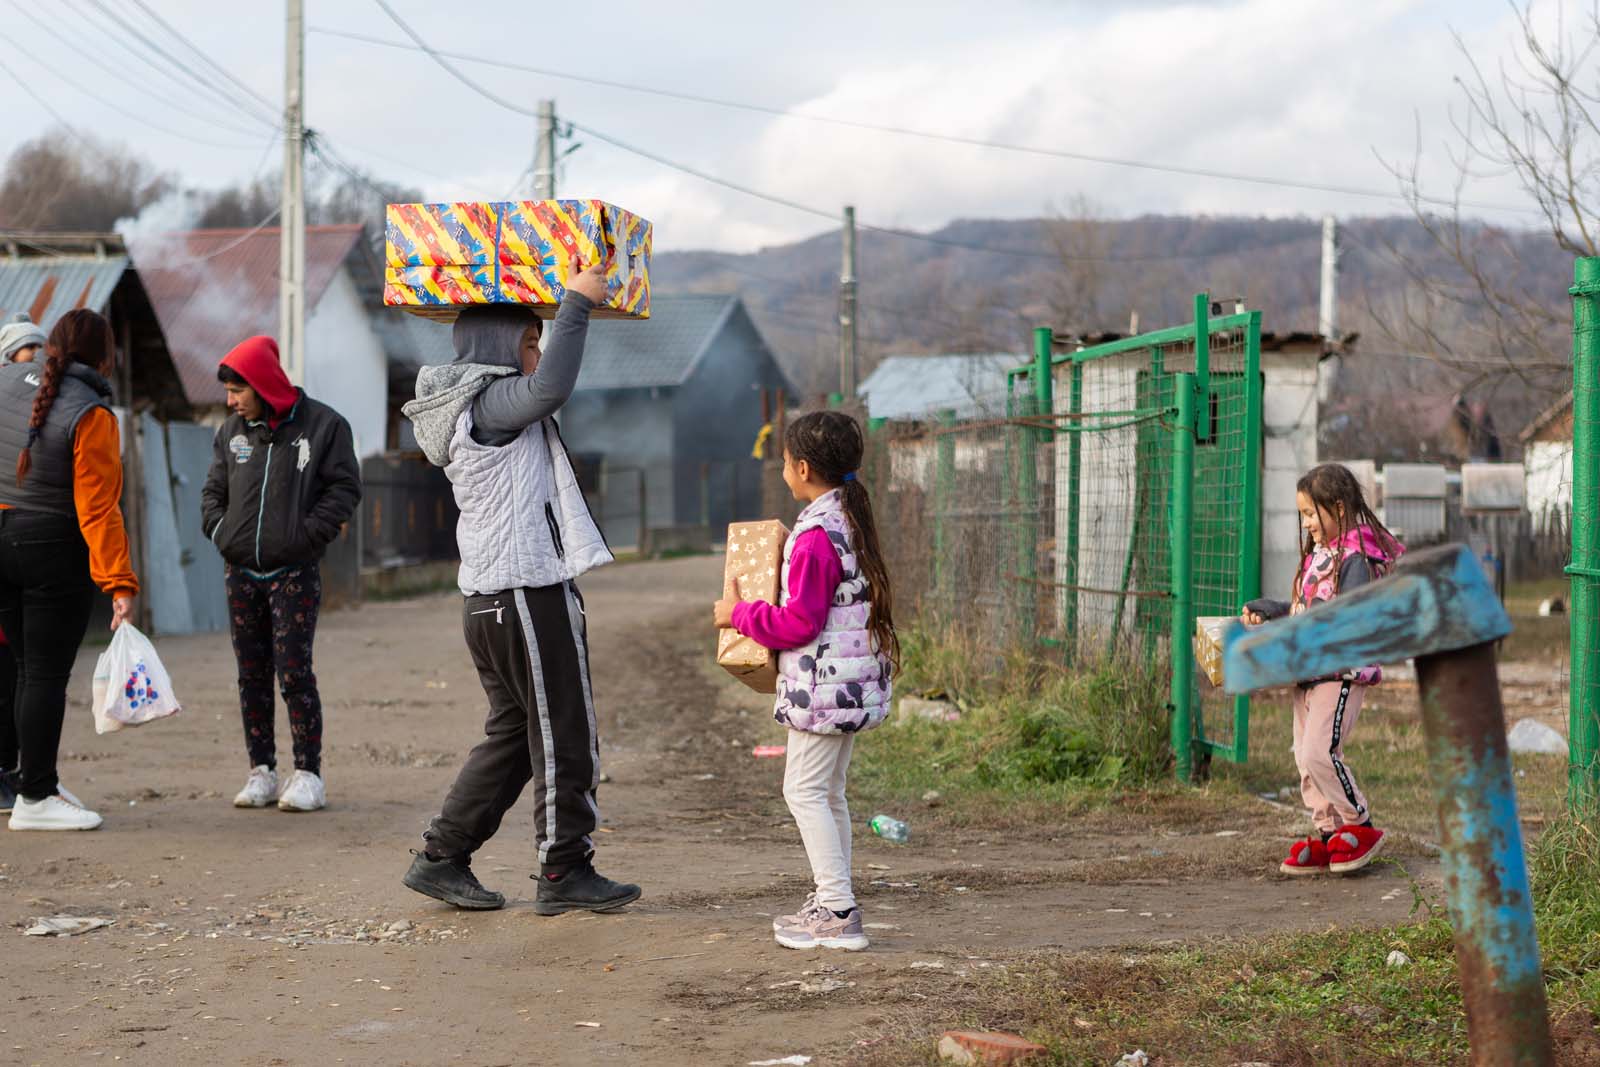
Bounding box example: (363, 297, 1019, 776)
(221, 336, 300, 427)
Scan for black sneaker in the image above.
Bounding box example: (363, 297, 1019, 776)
(402, 850, 505, 910)
(533, 863, 642, 916)
(0, 769, 17, 815)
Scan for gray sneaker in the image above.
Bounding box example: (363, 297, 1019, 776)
(773, 904, 868, 951)
(772, 892, 820, 931)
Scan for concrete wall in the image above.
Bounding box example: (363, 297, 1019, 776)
(306, 268, 388, 459)
(557, 388, 675, 541)
(1261, 351, 1319, 600)
(1525, 439, 1572, 532)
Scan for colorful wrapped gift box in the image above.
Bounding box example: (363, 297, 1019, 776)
(1194, 615, 1231, 688)
(384, 199, 651, 321)
(717, 519, 790, 694)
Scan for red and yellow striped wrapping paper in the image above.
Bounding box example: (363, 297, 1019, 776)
(384, 199, 651, 321)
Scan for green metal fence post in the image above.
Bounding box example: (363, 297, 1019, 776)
(1170, 373, 1197, 783)
(934, 407, 957, 619)
(1064, 356, 1083, 655)
(1019, 328, 1054, 645)
(1569, 258, 1600, 810)
(1193, 293, 1211, 442)
(1231, 309, 1265, 762)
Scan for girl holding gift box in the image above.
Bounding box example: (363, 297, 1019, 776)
(714, 410, 897, 951)
(1241, 463, 1403, 877)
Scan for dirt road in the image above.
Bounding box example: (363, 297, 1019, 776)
(3, 555, 1433, 1066)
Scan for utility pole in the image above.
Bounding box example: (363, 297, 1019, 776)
(838, 205, 857, 397)
(1317, 214, 1341, 405)
(533, 99, 557, 199)
(279, 0, 306, 386)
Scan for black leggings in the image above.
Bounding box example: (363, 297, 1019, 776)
(0, 510, 96, 801)
(0, 640, 17, 771)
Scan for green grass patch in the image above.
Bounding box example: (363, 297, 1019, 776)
(849, 820, 1600, 1065)
(853, 628, 1172, 815)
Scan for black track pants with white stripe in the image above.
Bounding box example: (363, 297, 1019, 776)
(423, 582, 601, 869)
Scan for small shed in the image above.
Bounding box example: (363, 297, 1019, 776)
(1521, 392, 1573, 533)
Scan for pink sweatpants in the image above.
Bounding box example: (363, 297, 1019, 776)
(1292, 680, 1370, 833)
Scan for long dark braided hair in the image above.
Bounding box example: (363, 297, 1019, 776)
(16, 309, 114, 486)
(784, 410, 900, 673)
(1293, 463, 1402, 603)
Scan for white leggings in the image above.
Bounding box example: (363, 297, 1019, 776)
(782, 729, 857, 911)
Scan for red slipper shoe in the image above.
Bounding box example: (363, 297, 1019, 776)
(1328, 824, 1385, 873)
(1279, 836, 1330, 876)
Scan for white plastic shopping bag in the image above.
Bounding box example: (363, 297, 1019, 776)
(90, 623, 180, 734)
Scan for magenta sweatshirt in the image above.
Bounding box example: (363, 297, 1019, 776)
(729, 527, 842, 651)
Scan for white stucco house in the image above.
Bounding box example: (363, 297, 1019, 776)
(1521, 393, 1573, 533)
(130, 224, 389, 458)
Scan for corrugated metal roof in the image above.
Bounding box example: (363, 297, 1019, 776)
(129, 225, 365, 405)
(857, 354, 1021, 421)
(577, 293, 738, 390)
(377, 293, 751, 392)
(0, 256, 129, 331)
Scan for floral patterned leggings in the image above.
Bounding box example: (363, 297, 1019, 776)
(226, 564, 323, 776)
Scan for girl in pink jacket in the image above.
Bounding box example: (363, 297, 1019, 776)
(1243, 463, 1403, 877)
(715, 411, 897, 951)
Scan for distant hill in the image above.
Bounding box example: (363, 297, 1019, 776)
(651, 215, 1573, 445)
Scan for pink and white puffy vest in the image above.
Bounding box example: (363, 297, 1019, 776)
(773, 490, 892, 735)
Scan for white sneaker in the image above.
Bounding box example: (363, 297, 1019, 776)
(56, 783, 85, 808)
(277, 770, 325, 812)
(9, 794, 103, 831)
(233, 765, 279, 808)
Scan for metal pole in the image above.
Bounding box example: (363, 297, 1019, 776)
(534, 99, 557, 199)
(1170, 373, 1196, 783)
(1192, 292, 1209, 440)
(636, 469, 648, 557)
(1018, 328, 1053, 645)
(279, 0, 306, 387)
(1065, 356, 1082, 654)
(1570, 257, 1600, 810)
(839, 205, 857, 397)
(1415, 642, 1554, 1067)
(1232, 309, 1265, 761)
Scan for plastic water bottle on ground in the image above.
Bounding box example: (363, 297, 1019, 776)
(869, 814, 910, 844)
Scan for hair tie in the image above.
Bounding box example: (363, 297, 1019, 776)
(25, 428, 39, 447)
(841, 471, 857, 483)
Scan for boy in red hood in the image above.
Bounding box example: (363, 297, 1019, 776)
(202, 335, 361, 814)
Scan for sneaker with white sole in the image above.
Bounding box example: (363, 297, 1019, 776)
(233, 765, 279, 808)
(773, 903, 869, 951)
(9, 793, 103, 831)
(277, 770, 325, 812)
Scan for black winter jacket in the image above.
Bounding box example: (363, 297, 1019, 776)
(201, 393, 362, 573)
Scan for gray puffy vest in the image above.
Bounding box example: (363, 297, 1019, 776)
(0, 361, 114, 517)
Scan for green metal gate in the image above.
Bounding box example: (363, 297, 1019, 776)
(1010, 294, 1264, 781)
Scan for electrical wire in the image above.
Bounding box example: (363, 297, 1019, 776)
(6, 2, 268, 150)
(318, 21, 1537, 217)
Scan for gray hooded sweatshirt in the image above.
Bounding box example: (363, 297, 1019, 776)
(402, 295, 612, 593)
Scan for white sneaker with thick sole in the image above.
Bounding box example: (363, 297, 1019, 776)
(233, 765, 279, 808)
(9, 794, 103, 831)
(277, 770, 325, 812)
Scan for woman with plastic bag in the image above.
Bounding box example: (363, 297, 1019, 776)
(0, 309, 139, 831)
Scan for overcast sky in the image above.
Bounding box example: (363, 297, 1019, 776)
(0, 0, 1559, 251)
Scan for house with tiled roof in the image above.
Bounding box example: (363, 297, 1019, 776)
(384, 292, 794, 545)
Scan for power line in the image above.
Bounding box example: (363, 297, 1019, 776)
(57, 0, 272, 137)
(6, 3, 268, 150)
(124, 0, 281, 119)
(81, 0, 279, 131)
(316, 22, 1536, 217)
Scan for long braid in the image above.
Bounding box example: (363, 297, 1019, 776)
(785, 410, 901, 674)
(15, 308, 115, 486)
(15, 350, 66, 485)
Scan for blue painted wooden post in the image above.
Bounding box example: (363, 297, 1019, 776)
(1222, 543, 1550, 1067)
